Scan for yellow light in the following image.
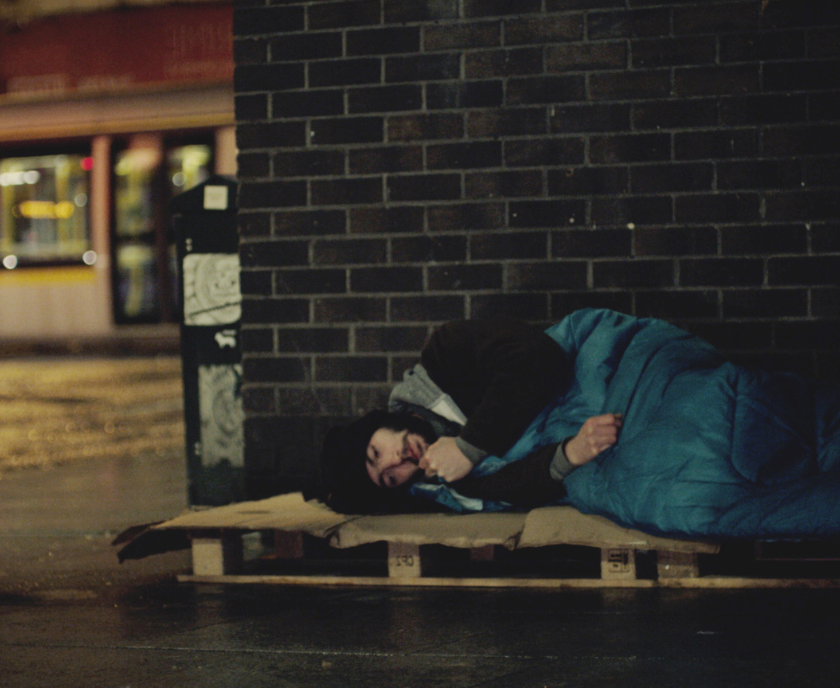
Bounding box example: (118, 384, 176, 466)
(14, 200, 75, 220)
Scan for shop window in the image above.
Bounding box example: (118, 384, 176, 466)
(0, 154, 93, 268)
(112, 139, 212, 324)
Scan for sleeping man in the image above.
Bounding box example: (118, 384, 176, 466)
(310, 309, 840, 540)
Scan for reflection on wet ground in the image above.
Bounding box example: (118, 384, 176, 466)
(0, 355, 184, 473)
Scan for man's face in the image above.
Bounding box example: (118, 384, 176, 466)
(365, 427, 427, 488)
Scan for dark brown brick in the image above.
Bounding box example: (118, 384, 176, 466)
(589, 70, 670, 100)
(505, 15, 584, 45)
(315, 356, 388, 383)
(548, 166, 628, 196)
(546, 41, 626, 71)
(722, 289, 808, 318)
(242, 298, 310, 324)
(720, 225, 807, 255)
(549, 103, 631, 133)
(350, 206, 425, 234)
(427, 202, 506, 231)
(385, 54, 461, 83)
(350, 266, 424, 292)
(235, 63, 304, 93)
(630, 163, 713, 193)
(392, 235, 467, 263)
(355, 326, 429, 352)
(424, 22, 500, 51)
(464, 48, 543, 78)
(768, 256, 840, 286)
(468, 108, 547, 138)
(551, 229, 632, 258)
(276, 268, 347, 294)
(472, 293, 549, 320)
(309, 117, 384, 145)
(589, 7, 671, 39)
(269, 32, 343, 61)
(673, 2, 759, 35)
(675, 64, 762, 98)
(471, 231, 547, 260)
(427, 141, 502, 170)
(238, 212, 271, 238)
(505, 138, 585, 167)
(349, 145, 423, 174)
(551, 291, 633, 320)
(274, 150, 345, 178)
(387, 173, 461, 201)
(241, 239, 310, 267)
(507, 75, 587, 105)
(593, 259, 675, 288)
(240, 270, 272, 296)
(591, 195, 673, 226)
(510, 199, 587, 227)
(272, 89, 344, 117)
(680, 258, 764, 287)
(274, 210, 346, 237)
(243, 356, 310, 383)
(237, 152, 271, 179)
(348, 85, 423, 114)
(309, 58, 381, 87)
(508, 261, 588, 290)
(384, 0, 459, 23)
(465, 170, 543, 199)
(312, 238, 387, 265)
(314, 296, 387, 322)
(635, 290, 720, 320)
(275, 327, 350, 352)
(234, 6, 305, 36)
(675, 194, 761, 225)
(311, 177, 383, 206)
(238, 180, 307, 209)
(308, 0, 382, 30)
(634, 227, 718, 256)
(590, 133, 670, 164)
(463, 0, 542, 17)
(428, 264, 503, 291)
(426, 81, 504, 109)
(812, 288, 840, 317)
(390, 295, 466, 322)
(236, 122, 306, 151)
(346, 26, 421, 55)
(388, 113, 464, 141)
(631, 36, 716, 68)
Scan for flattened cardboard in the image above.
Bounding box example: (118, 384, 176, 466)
(140, 492, 720, 555)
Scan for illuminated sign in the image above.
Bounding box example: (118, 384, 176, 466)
(13, 201, 75, 220)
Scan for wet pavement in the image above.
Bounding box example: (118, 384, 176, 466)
(2, 355, 840, 687)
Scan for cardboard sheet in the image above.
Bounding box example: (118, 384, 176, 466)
(144, 492, 720, 554)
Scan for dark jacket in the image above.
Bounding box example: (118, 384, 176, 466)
(391, 318, 576, 509)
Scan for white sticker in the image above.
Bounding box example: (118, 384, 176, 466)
(203, 185, 229, 210)
(183, 253, 241, 325)
(198, 364, 244, 468)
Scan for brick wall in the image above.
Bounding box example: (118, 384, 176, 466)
(233, 0, 840, 496)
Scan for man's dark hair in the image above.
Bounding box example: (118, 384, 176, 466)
(305, 410, 439, 515)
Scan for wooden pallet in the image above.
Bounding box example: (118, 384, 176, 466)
(127, 493, 840, 589)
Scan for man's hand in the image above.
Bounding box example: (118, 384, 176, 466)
(565, 413, 623, 467)
(419, 437, 474, 483)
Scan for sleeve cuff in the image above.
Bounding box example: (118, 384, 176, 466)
(454, 436, 489, 465)
(549, 437, 576, 481)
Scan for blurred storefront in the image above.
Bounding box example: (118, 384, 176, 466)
(0, 1, 235, 338)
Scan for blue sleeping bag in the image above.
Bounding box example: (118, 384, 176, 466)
(411, 309, 840, 539)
